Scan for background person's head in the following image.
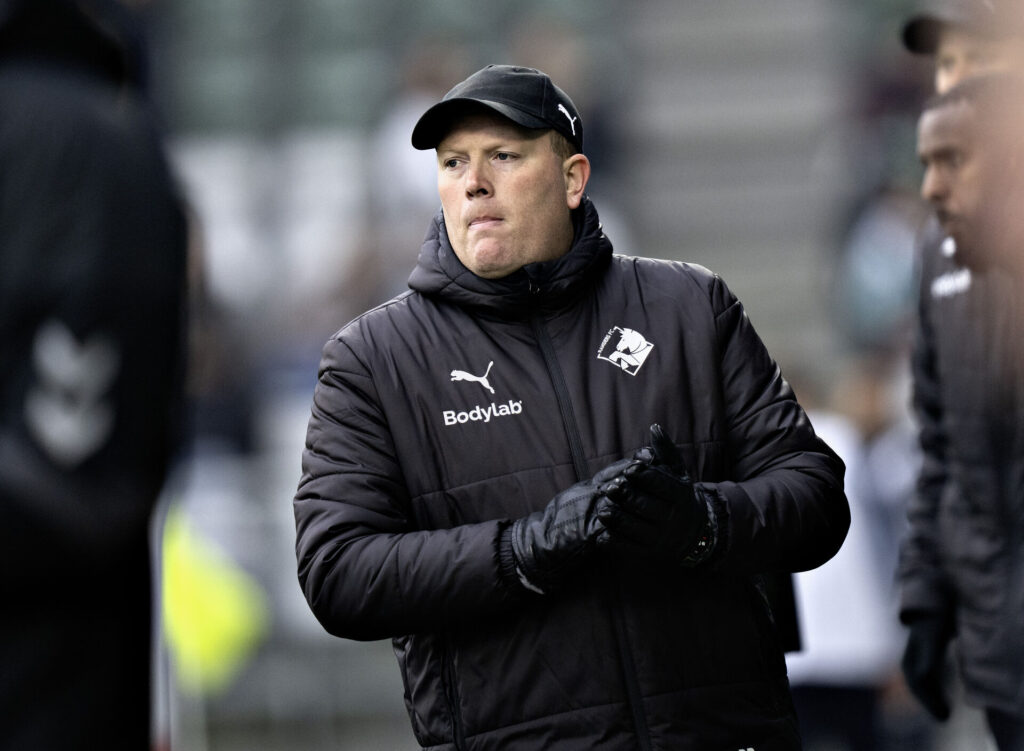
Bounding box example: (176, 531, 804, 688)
(411, 65, 591, 279)
(0, 0, 148, 89)
(917, 73, 1024, 270)
(902, 0, 1024, 92)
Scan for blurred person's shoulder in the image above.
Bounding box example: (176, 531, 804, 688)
(0, 60, 148, 143)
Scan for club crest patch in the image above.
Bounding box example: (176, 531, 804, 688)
(596, 326, 654, 376)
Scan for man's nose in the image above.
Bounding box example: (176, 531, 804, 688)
(465, 161, 492, 197)
(921, 166, 946, 205)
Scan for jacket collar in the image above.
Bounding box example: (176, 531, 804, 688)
(408, 195, 613, 316)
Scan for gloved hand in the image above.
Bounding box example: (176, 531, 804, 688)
(901, 612, 955, 721)
(597, 424, 715, 566)
(504, 458, 632, 595)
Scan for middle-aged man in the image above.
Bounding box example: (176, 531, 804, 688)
(294, 64, 849, 750)
(903, 73, 1024, 750)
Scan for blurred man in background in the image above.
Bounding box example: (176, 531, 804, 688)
(0, 0, 188, 747)
(902, 0, 1024, 94)
(902, 71, 1024, 750)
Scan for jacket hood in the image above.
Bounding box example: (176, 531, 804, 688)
(408, 195, 613, 316)
(0, 0, 145, 89)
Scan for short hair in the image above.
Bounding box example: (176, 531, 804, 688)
(922, 71, 1024, 116)
(921, 72, 1024, 150)
(549, 130, 579, 162)
(921, 72, 1024, 180)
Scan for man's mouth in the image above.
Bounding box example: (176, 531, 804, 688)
(469, 216, 502, 229)
(935, 210, 958, 234)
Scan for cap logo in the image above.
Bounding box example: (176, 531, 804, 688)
(557, 103, 578, 136)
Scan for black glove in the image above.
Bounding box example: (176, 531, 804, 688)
(503, 459, 632, 595)
(902, 612, 955, 721)
(597, 424, 714, 566)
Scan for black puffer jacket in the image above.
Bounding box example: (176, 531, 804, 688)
(900, 219, 1024, 716)
(295, 198, 849, 750)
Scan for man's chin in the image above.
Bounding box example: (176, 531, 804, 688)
(951, 236, 991, 272)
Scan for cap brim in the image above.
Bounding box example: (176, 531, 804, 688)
(411, 98, 550, 150)
(902, 15, 945, 54)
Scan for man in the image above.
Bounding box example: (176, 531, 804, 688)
(902, 73, 1024, 749)
(901, 0, 1024, 277)
(0, 0, 188, 747)
(294, 64, 849, 750)
(899, 0, 1024, 286)
(896, 5, 1024, 744)
(915, 75, 1024, 271)
(902, 0, 1024, 95)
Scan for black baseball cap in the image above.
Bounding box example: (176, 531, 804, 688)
(902, 0, 1016, 54)
(411, 64, 583, 153)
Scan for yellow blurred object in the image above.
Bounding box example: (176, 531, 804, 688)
(161, 507, 269, 696)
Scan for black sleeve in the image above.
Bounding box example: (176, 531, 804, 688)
(294, 335, 522, 642)
(899, 227, 955, 621)
(695, 275, 850, 574)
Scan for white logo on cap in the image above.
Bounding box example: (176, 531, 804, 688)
(557, 104, 577, 136)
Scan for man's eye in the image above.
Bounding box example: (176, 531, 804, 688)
(443, 158, 459, 169)
(495, 152, 512, 161)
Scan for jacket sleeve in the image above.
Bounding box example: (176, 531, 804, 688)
(294, 333, 520, 641)
(898, 242, 954, 622)
(695, 275, 849, 574)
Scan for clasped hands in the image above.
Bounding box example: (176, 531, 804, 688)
(506, 424, 715, 595)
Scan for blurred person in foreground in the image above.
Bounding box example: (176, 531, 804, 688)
(0, 0, 188, 747)
(901, 72, 1024, 750)
(294, 64, 849, 750)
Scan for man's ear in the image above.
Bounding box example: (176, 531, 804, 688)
(564, 153, 591, 210)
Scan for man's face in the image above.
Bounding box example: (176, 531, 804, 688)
(436, 112, 585, 279)
(934, 27, 1024, 93)
(918, 99, 989, 267)
(917, 95, 1011, 268)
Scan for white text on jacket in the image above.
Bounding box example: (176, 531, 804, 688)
(443, 400, 523, 426)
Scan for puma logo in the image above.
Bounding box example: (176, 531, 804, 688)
(451, 361, 495, 394)
(557, 104, 577, 136)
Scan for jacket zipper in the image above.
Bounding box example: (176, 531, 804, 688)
(528, 310, 653, 751)
(442, 640, 466, 749)
(529, 313, 588, 479)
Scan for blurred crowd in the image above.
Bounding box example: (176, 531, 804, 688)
(5, 0, 1024, 749)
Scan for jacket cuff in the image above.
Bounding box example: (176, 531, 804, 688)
(497, 521, 542, 597)
(681, 486, 718, 567)
(692, 482, 728, 567)
(899, 572, 956, 625)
